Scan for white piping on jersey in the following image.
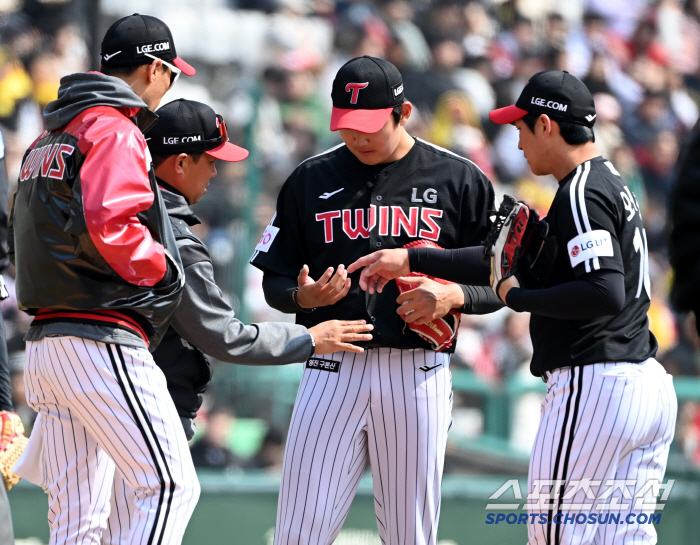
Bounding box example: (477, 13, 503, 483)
(415, 138, 487, 176)
(568, 161, 598, 273)
(297, 142, 346, 168)
(250, 211, 277, 263)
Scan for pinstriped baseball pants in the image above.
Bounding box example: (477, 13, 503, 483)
(527, 359, 677, 545)
(23, 336, 200, 545)
(273, 348, 452, 545)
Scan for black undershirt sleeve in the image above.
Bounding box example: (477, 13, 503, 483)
(459, 284, 504, 314)
(408, 246, 491, 286)
(407, 247, 501, 314)
(262, 271, 298, 314)
(506, 270, 625, 320)
(407, 246, 625, 320)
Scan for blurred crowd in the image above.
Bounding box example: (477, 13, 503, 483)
(2, 0, 700, 471)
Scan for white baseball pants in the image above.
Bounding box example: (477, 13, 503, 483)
(527, 359, 677, 545)
(23, 336, 200, 545)
(273, 348, 452, 545)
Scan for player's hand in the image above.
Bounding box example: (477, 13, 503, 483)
(396, 277, 465, 325)
(497, 275, 520, 304)
(296, 264, 351, 308)
(347, 249, 410, 294)
(309, 320, 374, 354)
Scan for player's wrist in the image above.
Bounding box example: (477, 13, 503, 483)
(293, 287, 316, 313)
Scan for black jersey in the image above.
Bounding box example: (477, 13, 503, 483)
(250, 138, 495, 351)
(529, 156, 658, 375)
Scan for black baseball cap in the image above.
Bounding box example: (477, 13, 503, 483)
(101, 14, 196, 76)
(330, 56, 405, 133)
(147, 99, 248, 162)
(490, 71, 596, 128)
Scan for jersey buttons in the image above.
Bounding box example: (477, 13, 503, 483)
(375, 242, 382, 248)
(376, 195, 382, 201)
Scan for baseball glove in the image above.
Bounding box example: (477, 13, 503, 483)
(517, 208, 558, 290)
(482, 195, 530, 299)
(0, 411, 28, 491)
(396, 240, 461, 352)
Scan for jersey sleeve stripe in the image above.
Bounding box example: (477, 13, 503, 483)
(415, 138, 486, 175)
(576, 161, 600, 271)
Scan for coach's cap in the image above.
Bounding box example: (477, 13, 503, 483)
(147, 99, 249, 162)
(489, 70, 596, 128)
(330, 56, 404, 133)
(101, 14, 196, 76)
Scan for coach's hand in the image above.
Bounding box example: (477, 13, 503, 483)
(309, 320, 374, 354)
(396, 277, 465, 325)
(297, 264, 352, 308)
(347, 249, 410, 294)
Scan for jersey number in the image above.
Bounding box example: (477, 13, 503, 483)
(633, 227, 651, 299)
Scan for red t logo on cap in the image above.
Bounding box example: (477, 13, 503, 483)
(345, 82, 369, 104)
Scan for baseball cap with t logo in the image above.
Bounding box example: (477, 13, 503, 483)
(146, 99, 248, 162)
(489, 70, 596, 127)
(101, 14, 196, 77)
(330, 56, 405, 133)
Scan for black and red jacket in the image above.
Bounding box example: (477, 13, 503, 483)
(9, 72, 184, 349)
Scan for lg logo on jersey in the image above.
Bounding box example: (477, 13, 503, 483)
(411, 188, 437, 204)
(315, 206, 443, 242)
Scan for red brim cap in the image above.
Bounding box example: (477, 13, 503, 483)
(206, 141, 249, 162)
(173, 57, 196, 76)
(330, 107, 393, 133)
(489, 104, 529, 124)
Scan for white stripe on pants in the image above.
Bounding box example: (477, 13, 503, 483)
(24, 336, 200, 545)
(527, 359, 677, 545)
(274, 347, 452, 545)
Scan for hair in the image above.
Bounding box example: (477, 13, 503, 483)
(391, 102, 404, 125)
(521, 112, 595, 145)
(151, 152, 204, 169)
(100, 61, 169, 79)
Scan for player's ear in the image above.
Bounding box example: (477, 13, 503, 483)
(175, 153, 188, 174)
(146, 59, 162, 84)
(399, 102, 412, 127)
(539, 114, 552, 137)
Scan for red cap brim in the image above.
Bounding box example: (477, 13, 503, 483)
(173, 57, 196, 76)
(206, 141, 249, 162)
(330, 107, 393, 133)
(489, 104, 528, 124)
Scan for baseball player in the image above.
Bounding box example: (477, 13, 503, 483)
(103, 99, 374, 544)
(250, 56, 501, 545)
(349, 71, 678, 545)
(9, 14, 201, 545)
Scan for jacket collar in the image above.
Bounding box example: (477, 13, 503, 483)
(157, 177, 201, 226)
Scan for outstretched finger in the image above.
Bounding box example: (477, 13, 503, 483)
(297, 264, 310, 285)
(347, 253, 379, 274)
(317, 266, 335, 286)
(330, 278, 352, 304)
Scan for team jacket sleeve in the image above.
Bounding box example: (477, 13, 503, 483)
(172, 239, 314, 365)
(553, 180, 624, 279)
(250, 173, 310, 279)
(79, 117, 167, 287)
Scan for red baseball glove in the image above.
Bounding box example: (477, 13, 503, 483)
(395, 240, 461, 352)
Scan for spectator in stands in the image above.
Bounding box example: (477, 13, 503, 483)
(190, 406, 242, 470)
